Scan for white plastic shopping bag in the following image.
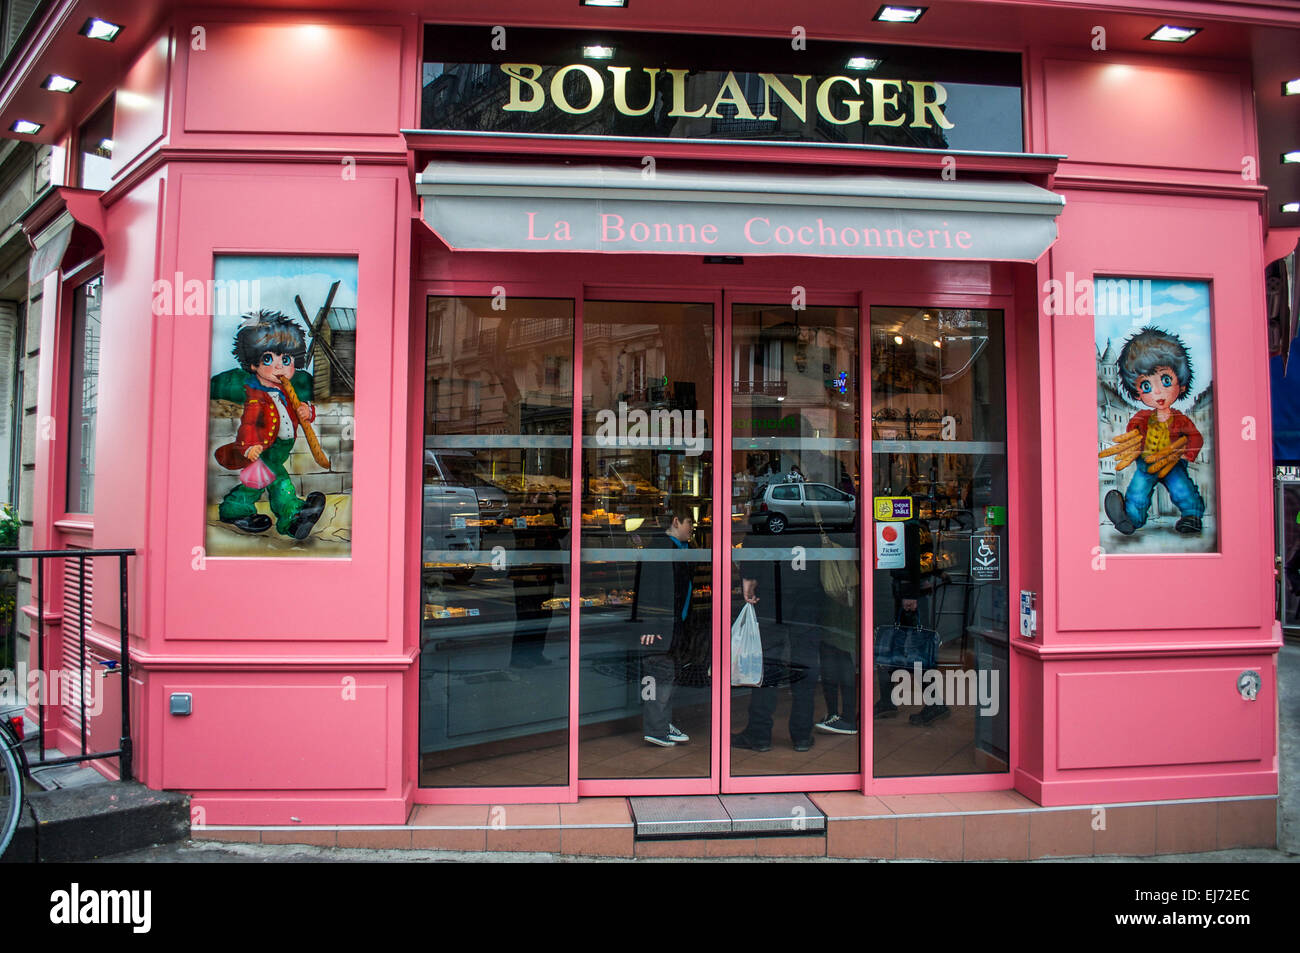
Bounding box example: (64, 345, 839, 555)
(730, 602, 763, 687)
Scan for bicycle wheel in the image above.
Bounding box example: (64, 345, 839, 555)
(0, 728, 22, 857)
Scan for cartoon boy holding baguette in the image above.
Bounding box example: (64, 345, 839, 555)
(1100, 326, 1205, 536)
(209, 310, 328, 540)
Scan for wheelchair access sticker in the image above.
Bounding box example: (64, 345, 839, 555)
(971, 534, 1001, 581)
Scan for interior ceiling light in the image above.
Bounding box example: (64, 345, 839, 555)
(894, 335, 904, 345)
(1146, 25, 1200, 43)
(42, 74, 79, 93)
(846, 57, 883, 70)
(874, 5, 926, 23)
(99, 138, 114, 151)
(1283, 151, 1300, 164)
(1285, 79, 1300, 96)
(580, 0, 627, 7)
(11, 120, 42, 134)
(1284, 202, 1300, 214)
(583, 45, 615, 59)
(80, 18, 122, 41)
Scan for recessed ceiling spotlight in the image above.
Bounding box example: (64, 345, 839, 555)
(42, 74, 79, 93)
(582, 45, 615, 59)
(11, 120, 42, 135)
(1283, 202, 1300, 214)
(1146, 24, 1200, 43)
(874, 5, 926, 23)
(846, 57, 883, 70)
(1283, 151, 1300, 164)
(1285, 79, 1300, 96)
(580, 0, 627, 7)
(79, 18, 122, 41)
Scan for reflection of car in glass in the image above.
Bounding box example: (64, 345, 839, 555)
(430, 449, 511, 521)
(750, 482, 856, 534)
(423, 450, 481, 582)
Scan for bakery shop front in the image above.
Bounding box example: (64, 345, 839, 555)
(0, 3, 1283, 826)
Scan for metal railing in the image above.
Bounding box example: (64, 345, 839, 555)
(3, 548, 135, 782)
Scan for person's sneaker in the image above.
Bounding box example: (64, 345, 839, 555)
(873, 699, 899, 719)
(1104, 490, 1135, 535)
(815, 714, 841, 732)
(818, 717, 859, 735)
(1175, 515, 1203, 535)
(667, 724, 690, 743)
(793, 737, 815, 752)
(731, 733, 771, 752)
(909, 705, 951, 726)
(644, 735, 676, 747)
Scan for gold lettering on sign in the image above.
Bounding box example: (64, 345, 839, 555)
(705, 71, 757, 120)
(495, 63, 957, 130)
(866, 79, 906, 127)
(908, 81, 955, 129)
(502, 63, 545, 113)
(816, 76, 862, 125)
(551, 64, 604, 114)
(609, 66, 659, 116)
(666, 69, 708, 118)
(758, 73, 811, 122)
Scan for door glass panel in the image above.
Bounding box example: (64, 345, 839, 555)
(869, 307, 1010, 777)
(579, 301, 714, 779)
(419, 296, 573, 787)
(730, 304, 861, 776)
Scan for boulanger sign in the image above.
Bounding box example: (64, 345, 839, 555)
(421, 25, 1024, 153)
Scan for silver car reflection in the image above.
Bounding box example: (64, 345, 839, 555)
(750, 481, 856, 534)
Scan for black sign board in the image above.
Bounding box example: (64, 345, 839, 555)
(421, 26, 1024, 153)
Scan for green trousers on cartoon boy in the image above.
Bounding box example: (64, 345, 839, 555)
(217, 437, 304, 535)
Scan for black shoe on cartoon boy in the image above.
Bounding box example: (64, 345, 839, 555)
(286, 492, 327, 540)
(1104, 490, 1135, 535)
(1174, 515, 1203, 535)
(221, 514, 272, 534)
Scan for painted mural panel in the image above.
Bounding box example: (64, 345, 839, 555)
(205, 255, 358, 557)
(1096, 278, 1216, 554)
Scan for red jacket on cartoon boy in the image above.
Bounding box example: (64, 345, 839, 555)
(214, 378, 316, 470)
(1123, 408, 1203, 462)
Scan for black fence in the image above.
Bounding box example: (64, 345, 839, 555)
(1, 548, 134, 782)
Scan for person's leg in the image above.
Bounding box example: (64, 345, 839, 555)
(818, 639, 840, 717)
(789, 629, 820, 743)
(260, 440, 304, 534)
(1122, 467, 1157, 529)
(218, 481, 263, 522)
(641, 652, 676, 739)
(830, 644, 859, 725)
(1161, 460, 1206, 518)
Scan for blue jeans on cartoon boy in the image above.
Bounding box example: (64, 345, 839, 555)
(1123, 458, 1205, 528)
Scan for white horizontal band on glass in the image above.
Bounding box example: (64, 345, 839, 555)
(731, 548, 861, 561)
(422, 550, 571, 565)
(733, 437, 858, 450)
(872, 440, 1006, 454)
(426, 434, 573, 448)
(733, 546, 863, 561)
(580, 436, 714, 450)
(579, 548, 711, 562)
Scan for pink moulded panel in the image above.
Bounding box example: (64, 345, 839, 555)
(1040, 56, 1253, 174)
(159, 679, 389, 790)
(1048, 193, 1271, 636)
(1055, 667, 1266, 770)
(154, 169, 407, 643)
(110, 31, 172, 180)
(182, 21, 404, 136)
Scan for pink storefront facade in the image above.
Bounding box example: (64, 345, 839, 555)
(0, 0, 1293, 832)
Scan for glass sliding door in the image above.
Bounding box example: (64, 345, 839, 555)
(869, 306, 1010, 777)
(578, 300, 715, 781)
(729, 303, 862, 778)
(419, 296, 574, 788)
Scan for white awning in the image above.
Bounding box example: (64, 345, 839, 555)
(417, 160, 1065, 262)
